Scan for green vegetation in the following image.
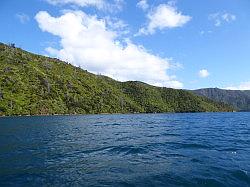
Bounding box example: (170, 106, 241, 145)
(192, 88, 250, 111)
(0, 43, 233, 116)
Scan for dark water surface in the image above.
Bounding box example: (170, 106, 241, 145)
(0, 113, 249, 187)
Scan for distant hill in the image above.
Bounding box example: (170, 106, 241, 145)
(192, 88, 250, 111)
(0, 43, 233, 116)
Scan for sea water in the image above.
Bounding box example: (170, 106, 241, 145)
(0, 113, 249, 186)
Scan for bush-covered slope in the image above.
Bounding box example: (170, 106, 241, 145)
(0, 43, 233, 116)
(192, 88, 250, 111)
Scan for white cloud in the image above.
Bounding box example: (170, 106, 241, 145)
(199, 30, 212, 36)
(198, 69, 209, 78)
(46, 0, 104, 8)
(222, 13, 236, 22)
(209, 12, 236, 27)
(104, 16, 129, 36)
(225, 82, 250, 90)
(137, 0, 149, 11)
(45, 0, 124, 11)
(35, 10, 183, 88)
(138, 3, 191, 35)
(16, 13, 30, 24)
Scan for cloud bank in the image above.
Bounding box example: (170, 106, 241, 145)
(35, 10, 183, 88)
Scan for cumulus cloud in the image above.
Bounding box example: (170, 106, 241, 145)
(16, 13, 30, 24)
(35, 10, 183, 88)
(137, 0, 149, 11)
(209, 12, 236, 27)
(225, 82, 250, 90)
(45, 0, 124, 11)
(198, 69, 209, 78)
(138, 3, 191, 35)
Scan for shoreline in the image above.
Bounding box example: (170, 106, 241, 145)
(0, 111, 241, 118)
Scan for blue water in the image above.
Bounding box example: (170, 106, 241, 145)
(0, 113, 249, 187)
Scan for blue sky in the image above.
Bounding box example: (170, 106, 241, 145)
(1, 0, 250, 90)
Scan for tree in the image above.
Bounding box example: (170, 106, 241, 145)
(8, 43, 15, 48)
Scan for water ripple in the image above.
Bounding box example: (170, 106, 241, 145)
(0, 112, 250, 186)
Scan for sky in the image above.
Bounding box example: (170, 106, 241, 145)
(0, 0, 250, 90)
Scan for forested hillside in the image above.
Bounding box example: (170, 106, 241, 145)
(192, 88, 250, 111)
(0, 43, 233, 116)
